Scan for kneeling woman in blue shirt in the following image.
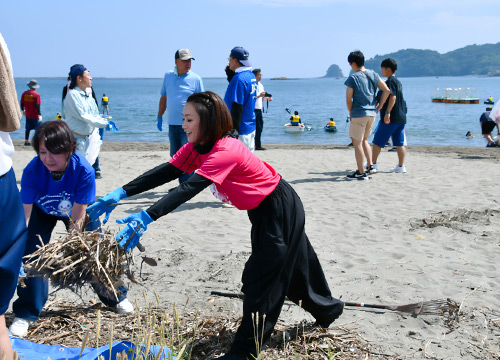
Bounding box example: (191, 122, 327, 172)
(9, 121, 132, 339)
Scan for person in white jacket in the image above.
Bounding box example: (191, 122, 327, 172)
(62, 64, 116, 164)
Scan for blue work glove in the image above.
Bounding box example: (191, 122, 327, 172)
(86, 187, 127, 224)
(106, 120, 119, 132)
(115, 210, 153, 252)
(157, 117, 163, 131)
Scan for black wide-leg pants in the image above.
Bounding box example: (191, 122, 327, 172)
(229, 178, 344, 358)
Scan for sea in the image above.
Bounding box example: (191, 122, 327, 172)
(11, 76, 500, 147)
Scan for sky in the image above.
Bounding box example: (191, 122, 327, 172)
(2, 0, 500, 79)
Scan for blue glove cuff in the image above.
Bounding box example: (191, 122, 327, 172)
(111, 187, 128, 201)
(138, 210, 154, 226)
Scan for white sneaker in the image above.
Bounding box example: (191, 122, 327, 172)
(114, 298, 134, 314)
(222, 203, 235, 208)
(367, 163, 378, 174)
(9, 317, 32, 338)
(364, 162, 378, 173)
(390, 165, 406, 173)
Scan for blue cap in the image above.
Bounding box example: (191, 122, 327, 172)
(230, 47, 251, 67)
(69, 64, 87, 88)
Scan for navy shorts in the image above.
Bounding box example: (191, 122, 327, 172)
(373, 122, 405, 147)
(481, 121, 496, 134)
(25, 118, 39, 131)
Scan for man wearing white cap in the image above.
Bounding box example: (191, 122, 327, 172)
(20, 79, 42, 146)
(157, 49, 204, 183)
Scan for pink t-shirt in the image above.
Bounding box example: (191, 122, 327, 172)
(169, 137, 281, 210)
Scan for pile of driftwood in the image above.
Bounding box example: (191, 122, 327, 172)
(23, 229, 131, 301)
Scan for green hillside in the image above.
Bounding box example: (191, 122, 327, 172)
(330, 42, 500, 77)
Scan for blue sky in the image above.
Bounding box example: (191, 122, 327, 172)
(2, 0, 499, 78)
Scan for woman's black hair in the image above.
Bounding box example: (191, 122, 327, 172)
(32, 121, 76, 155)
(186, 91, 233, 145)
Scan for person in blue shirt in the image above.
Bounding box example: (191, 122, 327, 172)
(344, 51, 390, 180)
(157, 49, 204, 183)
(224, 46, 257, 152)
(9, 121, 133, 339)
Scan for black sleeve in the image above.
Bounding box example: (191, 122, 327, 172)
(20, 102, 24, 110)
(91, 88, 99, 109)
(231, 102, 243, 131)
(35, 104, 41, 115)
(146, 173, 213, 221)
(122, 162, 184, 197)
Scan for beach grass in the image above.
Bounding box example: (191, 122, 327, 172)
(6, 292, 390, 360)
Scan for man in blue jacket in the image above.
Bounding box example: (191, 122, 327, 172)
(224, 47, 257, 152)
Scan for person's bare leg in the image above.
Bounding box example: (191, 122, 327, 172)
(484, 133, 494, 144)
(372, 144, 382, 165)
(0, 315, 14, 360)
(352, 138, 365, 174)
(362, 139, 372, 168)
(397, 146, 406, 166)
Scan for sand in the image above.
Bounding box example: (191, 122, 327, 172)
(9, 141, 500, 359)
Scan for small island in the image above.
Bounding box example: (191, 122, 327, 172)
(322, 64, 343, 78)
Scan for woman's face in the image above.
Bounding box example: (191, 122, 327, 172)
(39, 140, 69, 172)
(77, 70, 92, 89)
(182, 102, 201, 144)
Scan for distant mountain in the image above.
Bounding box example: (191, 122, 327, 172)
(323, 64, 343, 78)
(328, 42, 500, 77)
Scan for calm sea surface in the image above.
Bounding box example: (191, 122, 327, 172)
(12, 76, 500, 147)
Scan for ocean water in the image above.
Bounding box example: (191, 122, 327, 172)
(12, 76, 499, 147)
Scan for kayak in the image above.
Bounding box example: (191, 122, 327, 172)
(284, 123, 305, 133)
(484, 100, 494, 105)
(324, 125, 337, 133)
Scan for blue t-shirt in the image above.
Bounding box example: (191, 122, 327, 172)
(224, 69, 257, 135)
(344, 69, 380, 118)
(21, 153, 96, 217)
(161, 70, 204, 126)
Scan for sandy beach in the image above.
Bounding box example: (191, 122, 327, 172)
(9, 141, 500, 359)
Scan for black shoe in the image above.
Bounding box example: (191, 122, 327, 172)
(95, 171, 102, 179)
(346, 170, 369, 180)
(388, 147, 397, 152)
(255, 147, 266, 151)
(367, 164, 377, 174)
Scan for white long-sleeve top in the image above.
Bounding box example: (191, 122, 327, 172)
(63, 86, 108, 136)
(0, 131, 14, 176)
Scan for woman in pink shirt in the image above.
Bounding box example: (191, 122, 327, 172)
(87, 91, 344, 360)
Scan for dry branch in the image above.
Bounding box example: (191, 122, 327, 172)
(23, 228, 133, 301)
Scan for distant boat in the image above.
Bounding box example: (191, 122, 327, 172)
(324, 125, 337, 133)
(284, 123, 305, 133)
(431, 87, 479, 104)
